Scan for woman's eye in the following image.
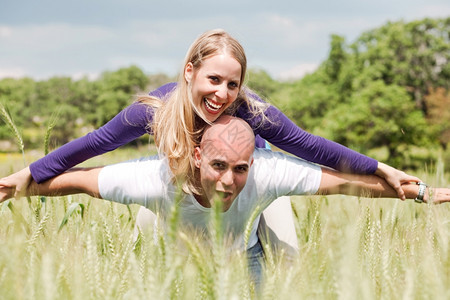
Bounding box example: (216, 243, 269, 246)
(209, 76, 219, 82)
(228, 82, 238, 89)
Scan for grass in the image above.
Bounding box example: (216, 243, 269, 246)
(0, 110, 448, 298)
(0, 164, 448, 299)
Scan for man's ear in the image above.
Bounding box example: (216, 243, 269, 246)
(249, 157, 254, 167)
(194, 147, 201, 168)
(184, 62, 194, 83)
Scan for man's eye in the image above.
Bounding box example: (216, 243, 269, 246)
(212, 162, 225, 169)
(235, 166, 248, 173)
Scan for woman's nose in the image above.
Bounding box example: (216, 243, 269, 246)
(215, 83, 228, 99)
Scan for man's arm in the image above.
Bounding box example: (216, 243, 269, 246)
(0, 167, 103, 202)
(30, 167, 102, 198)
(317, 168, 450, 204)
(0, 167, 103, 201)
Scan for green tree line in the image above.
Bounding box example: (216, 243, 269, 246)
(0, 17, 449, 171)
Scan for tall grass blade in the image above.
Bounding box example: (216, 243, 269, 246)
(44, 112, 59, 156)
(243, 204, 262, 250)
(4, 199, 30, 234)
(58, 202, 85, 232)
(0, 102, 25, 163)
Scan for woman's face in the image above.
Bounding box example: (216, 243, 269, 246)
(185, 53, 242, 122)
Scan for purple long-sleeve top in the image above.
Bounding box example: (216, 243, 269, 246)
(29, 83, 378, 183)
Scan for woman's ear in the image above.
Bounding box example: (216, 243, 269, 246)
(194, 147, 201, 168)
(184, 62, 194, 83)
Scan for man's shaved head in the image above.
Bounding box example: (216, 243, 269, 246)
(194, 115, 255, 211)
(201, 115, 255, 155)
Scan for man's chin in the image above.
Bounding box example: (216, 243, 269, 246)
(211, 192, 234, 210)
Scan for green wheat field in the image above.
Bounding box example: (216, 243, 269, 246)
(0, 150, 449, 300)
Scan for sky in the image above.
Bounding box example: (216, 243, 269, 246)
(1, 0, 449, 81)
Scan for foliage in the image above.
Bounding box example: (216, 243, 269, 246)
(0, 17, 448, 170)
(0, 66, 150, 149)
(351, 18, 450, 109)
(425, 87, 450, 149)
(279, 17, 449, 170)
(315, 81, 432, 167)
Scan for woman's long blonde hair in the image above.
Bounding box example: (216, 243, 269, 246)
(138, 29, 269, 194)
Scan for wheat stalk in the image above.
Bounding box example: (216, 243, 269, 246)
(44, 112, 59, 155)
(179, 231, 216, 299)
(0, 102, 25, 163)
(27, 211, 50, 247)
(243, 204, 262, 250)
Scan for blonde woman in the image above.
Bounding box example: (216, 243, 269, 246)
(0, 29, 419, 256)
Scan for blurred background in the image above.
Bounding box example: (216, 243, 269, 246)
(0, 0, 449, 172)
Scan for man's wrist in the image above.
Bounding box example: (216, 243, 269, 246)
(414, 182, 428, 203)
(374, 162, 386, 177)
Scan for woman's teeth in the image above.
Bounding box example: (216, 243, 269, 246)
(204, 98, 223, 111)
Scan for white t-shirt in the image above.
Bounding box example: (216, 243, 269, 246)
(98, 148, 322, 250)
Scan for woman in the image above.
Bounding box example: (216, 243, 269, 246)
(0, 29, 419, 255)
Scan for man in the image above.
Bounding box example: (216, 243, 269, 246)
(1, 116, 449, 285)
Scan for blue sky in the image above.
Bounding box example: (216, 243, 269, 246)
(1, 0, 449, 81)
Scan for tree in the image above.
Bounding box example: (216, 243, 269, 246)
(315, 81, 433, 167)
(246, 69, 280, 100)
(351, 18, 450, 112)
(425, 87, 450, 149)
(93, 66, 149, 127)
(283, 71, 339, 130)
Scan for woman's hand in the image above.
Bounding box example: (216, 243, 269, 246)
(426, 187, 450, 204)
(375, 162, 421, 201)
(0, 167, 32, 201)
(0, 185, 15, 203)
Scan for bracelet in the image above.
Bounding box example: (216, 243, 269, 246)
(414, 182, 427, 203)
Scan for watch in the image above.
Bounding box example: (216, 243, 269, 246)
(414, 182, 427, 203)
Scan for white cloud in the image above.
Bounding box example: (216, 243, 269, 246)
(70, 71, 101, 81)
(268, 14, 296, 28)
(277, 63, 319, 80)
(0, 26, 12, 38)
(1, 1, 448, 80)
(1, 23, 115, 51)
(0, 23, 121, 79)
(405, 4, 450, 19)
(0, 67, 28, 79)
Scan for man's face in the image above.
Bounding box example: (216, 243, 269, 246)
(194, 118, 254, 211)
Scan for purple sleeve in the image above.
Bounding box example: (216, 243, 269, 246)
(29, 102, 154, 183)
(236, 99, 378, 174)
(148, 82, 177, 98)
(150, 83, 378, 173)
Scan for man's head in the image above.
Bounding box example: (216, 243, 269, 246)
(194, 115, 255, 211)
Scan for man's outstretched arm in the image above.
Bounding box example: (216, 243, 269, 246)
(0, 167, 102, 202)
(317, 168, 450, 204)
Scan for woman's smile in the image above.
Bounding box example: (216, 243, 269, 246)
(203, 97, 224, 114)
(185, 53, 242, 122)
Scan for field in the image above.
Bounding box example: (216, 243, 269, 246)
(0, 151, 449, 299)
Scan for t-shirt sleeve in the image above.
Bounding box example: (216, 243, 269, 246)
(252, 149, 322, 198)
(98, 156, 167, 209)
(236, 95, 378, 174)
(29, 102, 154, 183)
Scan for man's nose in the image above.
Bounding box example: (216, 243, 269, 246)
(219, 169, 233, 186)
